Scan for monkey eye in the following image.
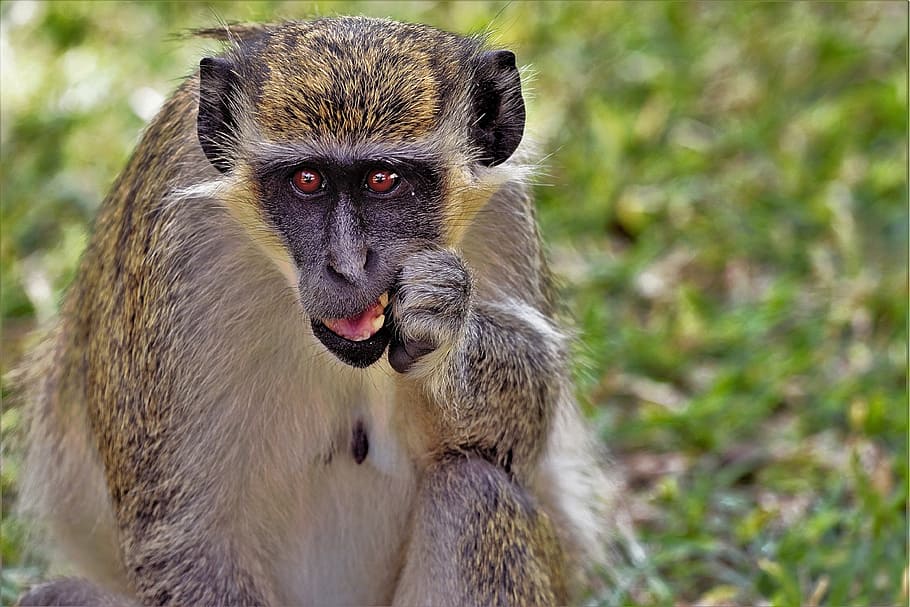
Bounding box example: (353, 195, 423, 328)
(365, 168, 399, 194)
(292, 168, 323, 194)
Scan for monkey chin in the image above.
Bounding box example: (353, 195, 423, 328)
(311, 318, 391, 368)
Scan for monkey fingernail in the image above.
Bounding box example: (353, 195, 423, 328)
(388, 338, 436, 374)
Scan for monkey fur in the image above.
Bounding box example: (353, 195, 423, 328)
(16, 17, 628, 606)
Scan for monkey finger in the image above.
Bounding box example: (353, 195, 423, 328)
(388, 335, 437, 374)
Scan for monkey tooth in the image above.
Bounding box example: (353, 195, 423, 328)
(322, 297, 387, 342)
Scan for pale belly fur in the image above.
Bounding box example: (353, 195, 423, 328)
(269, 400, 418, 606)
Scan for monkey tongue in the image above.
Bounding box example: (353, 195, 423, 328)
(322, 300, 386, 342)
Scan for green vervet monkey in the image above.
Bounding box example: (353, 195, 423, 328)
(17, 17, 628, 606)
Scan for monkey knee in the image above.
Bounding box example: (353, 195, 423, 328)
(423, 456, 529, 515)
(422, 456, 557, 546)
(416, 456, 568, 605)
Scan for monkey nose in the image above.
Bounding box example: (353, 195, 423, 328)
(326, 247, 372, 285)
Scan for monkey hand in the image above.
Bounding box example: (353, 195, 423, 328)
(387, 248, 473, 374)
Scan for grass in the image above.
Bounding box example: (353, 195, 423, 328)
(1, 2, 907, 605)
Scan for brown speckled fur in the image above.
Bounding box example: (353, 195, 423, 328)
(253, 18, 473, 142)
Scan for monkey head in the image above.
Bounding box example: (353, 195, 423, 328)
(195, 17, 525, 367)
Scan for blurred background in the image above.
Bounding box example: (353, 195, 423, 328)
(1, 2, 906, 605)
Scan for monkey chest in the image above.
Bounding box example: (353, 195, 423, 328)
(269, 412, 417, 605)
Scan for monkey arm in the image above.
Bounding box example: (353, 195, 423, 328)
(389, 256, 572, 602)
(392, 456, 567, 607)
(434, 298, 567, 477)
(389, 248, 569, 481)
(90, 397, 279, 606)
(74, 200, 281, 606)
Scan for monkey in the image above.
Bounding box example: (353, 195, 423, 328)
(15, 17, 632, 606)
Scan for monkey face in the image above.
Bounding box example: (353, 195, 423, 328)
(249, 153, 445, 366)
(195, 18, 525, 367)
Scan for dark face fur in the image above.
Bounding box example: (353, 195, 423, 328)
(196, 17, 525, 367)
(252, 151, 445, 366)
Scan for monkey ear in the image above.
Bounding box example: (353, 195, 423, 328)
(471, 50, 526, 166)
(197, 56, 240, 173)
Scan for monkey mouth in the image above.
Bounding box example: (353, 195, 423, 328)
(322, 292, 389, 342)
(310, 292, 391, 368)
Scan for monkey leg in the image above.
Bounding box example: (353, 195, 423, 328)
(17, 577, 135, 607)
(393, 456, 568, 607)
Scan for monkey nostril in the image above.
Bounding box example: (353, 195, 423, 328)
(325, 263, 347, 284)
(326, 246, 370, 284)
